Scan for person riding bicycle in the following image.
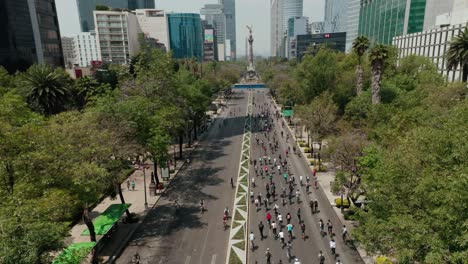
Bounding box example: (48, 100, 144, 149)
(342, 225, 348, 241)
(200, 199, 205, 212)
(336, 260, 343, 264)
(224, 207, 229, 217)
(249, 231, 255, 250)
(318, 251, 325, 264)
(300, 222, 306, 239)
(330, 239, 336, 255)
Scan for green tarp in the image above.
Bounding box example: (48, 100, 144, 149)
(82, 203, 131, 236)
(282, 109, 294, 117)
(53, 242, 96, 264)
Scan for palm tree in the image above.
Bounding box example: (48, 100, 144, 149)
(352, 36, 370, 95)
(369, 45, 390, 104)
(447, 27, 468, 82)
(23, 64, 71, 115)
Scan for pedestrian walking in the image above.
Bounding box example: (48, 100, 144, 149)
(127, 180, 130, 191)
(131, 180, 136, 191)
(278, 213, 283, 227)
(272, 221, 278, 237)
(286, 212, 292, 224)
(279, 230, 285, 247)
(265, 248, 272, 264)
(327, 219, 333, 236)
(314, 199, 319, 213)
(287, 223, 294, 240)
(318, 251, 325, 264)
(297, 208, 302, 223)
(266, 212, 272, 225)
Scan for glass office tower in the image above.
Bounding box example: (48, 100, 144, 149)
(359, 0, 427, 45)
(77, 0, 155, 32)
(167, 13, 203, 60)
(219, 0, 236, 60)
(0, 0, 63, 73)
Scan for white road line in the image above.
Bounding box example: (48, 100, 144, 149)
(211, 254, 217, 264)
(185, 255, 191, 264)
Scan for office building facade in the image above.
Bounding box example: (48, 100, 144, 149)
(296, 32, 346, 60)
(310, 21, 324, 34)
(324, 0, 347, 33)
(358, 0, 427, 45)
(287, 17, 309, 59)
(94, 10, 142, 64)
(219, 0, 236, 60)
(200, 4, 226, 52)
(77, 0, 154, 32)
(74, 32, 99, 67)
(0, 0, 64, 73)
(203, 26, 218, 61)
(167, 13, 203, 60)
(62, 37, 76, 68)
(135, 9, 170, 51)
(271, 0, 283, 57)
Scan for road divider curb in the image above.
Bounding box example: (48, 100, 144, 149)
(226, 91, 253, 264)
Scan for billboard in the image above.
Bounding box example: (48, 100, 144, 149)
(204, 29, 214, 44)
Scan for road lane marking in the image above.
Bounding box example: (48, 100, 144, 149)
(211, 254, 217, 264)
(185, 255, 191, 264)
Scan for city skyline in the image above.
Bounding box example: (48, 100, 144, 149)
(56, 0, 325, 57)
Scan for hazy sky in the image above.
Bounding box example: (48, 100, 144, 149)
(56, 0, 325, 56)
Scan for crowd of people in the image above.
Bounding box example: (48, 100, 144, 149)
(246, 91, 347, 264)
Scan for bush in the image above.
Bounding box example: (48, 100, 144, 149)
(299, 142, 308, 147)
(376, 256, 393, 264)
(318, 165, 327, 172)
(344, 206, 359, 221)
(335, 197, 350, 208)
(309, 159, 316, 166)
(303, 147, 311, 153)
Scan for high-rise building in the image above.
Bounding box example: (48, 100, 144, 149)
(94, 10, 142, 64)
(0, 0, 64, 73)
(345, 0, 360, 52)
(203, 24, 218, 61)
(423, 0, 454, 31)
(287, 16, 309, 59)
(200, 4, 226, 50)
(358, 0, 428, 45)
(135, 9, 170, 51)
(62, 37, 76, 68)
(77, 0, 155, 32)
(271, 0, 283, 57)
(219, 0, 236, 60)
(324, 0, 347, 33)
(167, 13, 203, 60)
(296, 32, 346, 60)
(282, 0, 303, 31)
(74, 32, 99, 67)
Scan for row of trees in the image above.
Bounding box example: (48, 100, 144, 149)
(0, 46, 243, 263)
(260, 30, 467, 263)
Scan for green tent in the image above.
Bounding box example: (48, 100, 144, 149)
(82, 203, 131, 236)
(282, 109, 294, 117)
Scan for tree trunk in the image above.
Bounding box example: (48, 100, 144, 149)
(371, 62, 382, 104)
(462, 64, 467, 83)
(193, 122, 198, 140)
(153, 159, 160, 185)
(117, 184, 131, 217)
(188, 130, 192, 148)
(356, 63, 364, 95)
(178, 134, 183, 159)
(83, 207, 97, 243)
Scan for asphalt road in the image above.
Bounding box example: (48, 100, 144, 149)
(247, 89, 364, 264)
(117, 90, 249, 264)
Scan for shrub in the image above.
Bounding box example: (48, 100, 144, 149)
(376, 256, 393, 264)
(318, 165, 327, 172)
(309, 159, 315, 166)
(335, 197, 350, 208)
(299, 142, 308, 147)
(344, 206, 359, 221)
(303, 147, 311, 153)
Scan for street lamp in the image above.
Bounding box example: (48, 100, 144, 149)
(138, 155, 148, 210)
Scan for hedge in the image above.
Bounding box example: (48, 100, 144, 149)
(335, 197, 350, 208)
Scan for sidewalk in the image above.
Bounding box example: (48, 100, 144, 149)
(273, 100, 374, 264)
(65, 96, 227, 264)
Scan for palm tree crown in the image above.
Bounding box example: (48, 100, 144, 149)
(23, 64, 71, 115)
(447, 27, 468, 82)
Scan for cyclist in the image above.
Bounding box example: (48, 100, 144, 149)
(286, 242, 292, 260)
(230, 177, 234, 188)
(279, 230, 285, 247)
(296, 189, 301, 202)
(297, 208, 302, 223)
(249, 232, 255, 250)
(223, 214, 228, 229)
(342, 225, 348, 241)
(258, 221, 264, 239)
(299, 175, 303, 186)
(300, 222, 306, 240)
(319, 219, 325, 236)
(336, 260, 342, 264)
(318, 251, 325, 264)
(327, 219, 333, 236)
(271, 221, 278, 237)
(224, 207, 229, 218)
(287, 223, 293, 240)
(286, 212, 292, 224)
(330, 239, 336, 256)
(265, 248, 272, 264)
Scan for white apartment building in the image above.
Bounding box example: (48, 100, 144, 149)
(74, 32, 99, 67)
(94, 10, 142, 65)
(393, 0, 468, 82)
(393, 23, 468, 82)
(271, 0, 283, 57)
(135, 9, 170, 51)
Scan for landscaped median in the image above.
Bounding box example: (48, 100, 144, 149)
(225, 91, 252, 264)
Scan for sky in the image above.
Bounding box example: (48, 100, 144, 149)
(56, 0, 325, 57)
